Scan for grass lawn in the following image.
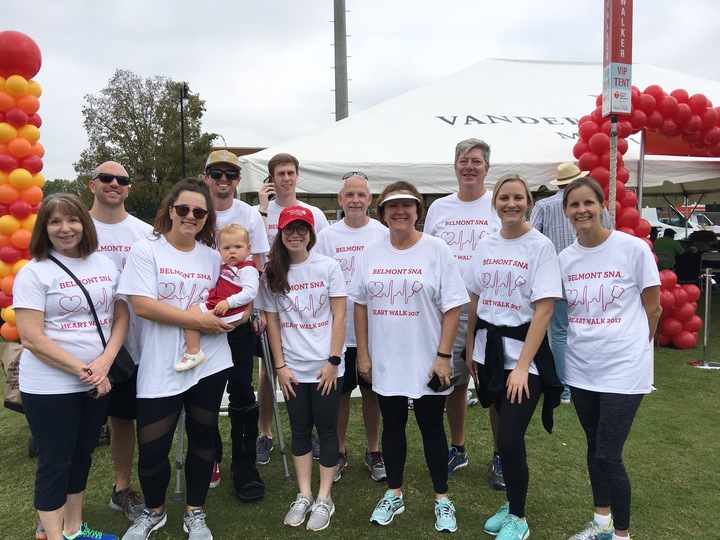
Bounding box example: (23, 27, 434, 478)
(1, 293, 719, 539)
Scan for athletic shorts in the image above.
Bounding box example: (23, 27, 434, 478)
(340, 347, 372, 394)
(107, 364, 138, 420)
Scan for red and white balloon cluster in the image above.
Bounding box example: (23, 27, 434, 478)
(0, 31, 43, 342)
(657, 271, 702, 350)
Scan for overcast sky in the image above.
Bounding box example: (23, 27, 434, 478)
(4, 0, 720, 181)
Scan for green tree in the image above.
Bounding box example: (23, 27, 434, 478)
(74, 69, 216, 218)
(42, 179, 92, 206)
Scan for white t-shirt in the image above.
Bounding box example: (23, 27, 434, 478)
(216, 199, 270, 256)
(93, 215, 153, 363)
(424, 191, 501, 320)
(348, 234, 469, 398)
(14, 252, 120, 395)
(259, 200, 330, 247)
(558, 231, 661, 394)
(315, 218, 388, 346)
(463, 228, 562, 375)
(117, 237, 233, 398)
(256, 252, 346, 382)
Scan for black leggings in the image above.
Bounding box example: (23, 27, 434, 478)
(490, 372, 542, 519)
(571, 386, 643, 531)
(136, 368, 229, 508)
(378, 394, 448, 495)
(284, 379, 343, 468)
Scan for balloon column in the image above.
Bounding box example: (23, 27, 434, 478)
(572, 84, 716, 349)
(657, 272, 702, 349)
(0, 31, 44, 342)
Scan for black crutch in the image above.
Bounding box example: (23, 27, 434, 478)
(173, 407, 186, 501)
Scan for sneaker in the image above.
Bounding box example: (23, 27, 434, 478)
(36, 522, 47, 540)
(333, 452, 348, 483)
(284, 494, 314, 527)
(370, 490, 405, 526)
(561, 389, 571, 404)
(64, 523, 118, 540)
(447, 447, 468, 478)
(567, 520, 615, 540)
(434, 496, 457, 533)
(122, 508, 167, 540)
(484, 501, 510, 536)
(183, 509, 212, 540)
(311, 432, 321, 460)
(209, 462, 220, 488)
(255, 435, 273, 465)
(110, 486, 145, 521)
(489, 455, 506, 490)
(466, 390, 479, 407)
(306, 498, 335, 532)
(496, 514, 529, 540)
(173, 350, 206, 372)
(365, 450, 387, 482)
(407, 398, 414, 410)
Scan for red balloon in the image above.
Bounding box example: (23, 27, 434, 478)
(595, 94, 603, 107)
(684, 115, 703, 133)
(617, 166, 630, 183)
(8, 199, 32, 220)
(0, 31, 42, 79)
(578, 152, 600, 171)
(683, 315, 703, 333)
(629, 109, 647, 130)
(682, 284, 701, 303)
(646, 111, 664, 130)
(0, 245, 22, 264)
(644, 85, 666, 101)
(708, 143, 720, 157)
(660, 269, 678, 289)
(658, 333, 672, 347)
(682, 130, 704, 146)
(589, 132, 611, 154)
(701, 108, 718, 130)
(617, 119, 633, 138)
(19, 155, 42, 174)
(672, 286, 688, 306)
(635, 219, 651, 238)
(579, 120, 600, 141)
(688, 93, 708, 115)
(637, 94, 657, 115)
(589, 166, 610, 186)
(617, 206, 640, 228)
(573, 140, 589, 160)
(0, 154, 19, 172)
(622, 190, 638, 209)
(0, 291, 12, 309)
(657, 95, 679, 118)
(591, 106, 603, 121)
(617, 137, 629, 155)
(26, 113, 42, 128)
(660, 316, 683, 337)
(703, 127, 720, 146)
(672, 302, 696, 322)
(618, 226, 636, 235)
(5, 107, 28, 128)
(674, 103, 692, 124)
(640, 237, 653, 251)
(672, 330, 697, 349)
(670, 88, 689, 103)
(659, 289, 675, 311)
(659, 119, 678, 136)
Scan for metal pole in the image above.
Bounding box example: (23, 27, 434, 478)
(608, 115, 618, 227)
(637, 130, 645, 210)
(695, 268, 720, 369)
(333, 0, 349, 121)
(180, 83, 188, 178)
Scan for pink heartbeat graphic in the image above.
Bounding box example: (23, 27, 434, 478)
(158, 282, 208, 306)
(481, 271, 526, 297)
(565, 285, 625, 313)
(440, 229, 491, 252)
(277, 293, 328, 319)
(367, 279, 423, 305)
(58, 287, 112, 315)
(337, 255, 356, 277)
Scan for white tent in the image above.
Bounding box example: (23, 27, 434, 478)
(238, 58, 720, 196)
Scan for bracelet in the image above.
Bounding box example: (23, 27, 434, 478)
(436, 352, 452, 359)
(275, 364, 286, 370)
(259, 211, 268, 217)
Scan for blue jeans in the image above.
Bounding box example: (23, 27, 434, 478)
(549, 299, 570, 398)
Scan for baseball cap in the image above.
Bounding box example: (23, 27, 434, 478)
(278, 205, 315, 231)
(205, 150, 241, 171)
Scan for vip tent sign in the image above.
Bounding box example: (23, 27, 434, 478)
(602, 0, 633, 116)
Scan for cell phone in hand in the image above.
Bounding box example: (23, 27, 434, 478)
(427, 373, 459, 392)
(264, 175, 275, 202)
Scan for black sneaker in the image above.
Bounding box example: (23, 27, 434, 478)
(109, 486, 145, 521)
(333, 452, 348, 483)
(489, 455, 506, 491)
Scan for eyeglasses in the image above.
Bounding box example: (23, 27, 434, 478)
(281, 225, 310, 236)
(207, 168, 240, 181)
(93, 173, 131, 186)
(342, 171, 368, 180)
(172, 205, 208, 219)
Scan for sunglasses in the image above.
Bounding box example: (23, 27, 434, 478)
(207, 168, 240, 181)
(172, 205, 208, 219)
(342, 171, 368, 180)
(94, 173, 131, 186)
(281, 225, 310, 236)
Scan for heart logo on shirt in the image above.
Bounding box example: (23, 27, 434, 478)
(158, 282, 176, 300)
(565, 289, 579, 305)
(367, 281, 384, 297)
(59, 295, 83, 313)
(278, 295, 295, 312)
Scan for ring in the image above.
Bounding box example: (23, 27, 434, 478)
(87, 369, 93, 376)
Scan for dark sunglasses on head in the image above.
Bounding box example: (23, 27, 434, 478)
(281, 225, 310, 236)
(172, 205, 208, 219)
(94, 173, 131, 186)
(207, 168, 240, 181)
(342, 171, 368, 180)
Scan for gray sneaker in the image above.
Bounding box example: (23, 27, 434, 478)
(183, 509, 212, 540)
(365, 450, 387, 482)
(110, 486, 145, 521)
(307, 498, 335, 531)
(311, 432, 320, 460)
(255, 436, 273, 465)
(122, 507, 167, 540)
(284, 494, 314, 527)
(333, 452, 348, 483)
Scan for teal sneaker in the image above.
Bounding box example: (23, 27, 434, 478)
(484, 501, 510, 536)
(497, 514, 529, 540)
(434, 496, 457, 533)
(567, 520, 615, 540)
(370, 490, 405, 526)
(63, 523, 118, 540)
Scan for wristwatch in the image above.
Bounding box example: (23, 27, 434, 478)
(327, 355, 341, 366)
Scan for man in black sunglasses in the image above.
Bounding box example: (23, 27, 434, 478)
(203, 149, 270, 501)
(88, 161, 153, 522)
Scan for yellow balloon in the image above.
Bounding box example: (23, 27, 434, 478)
(0, 215, 20, 235)
(0, 123, 18, 143)
(8, 168, 33, 189)
(5, 75, 29, 97)
(21, 213, 37, 231)
(27, 80, 42, 98)
(32, 173, 46, 188)
(18, 124, 40, 143)
(1, 306, 16, 325)
(0, 261, 12, 278)
(12, 259, 29, 275)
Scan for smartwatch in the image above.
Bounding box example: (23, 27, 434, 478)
(327, 355, 341, 366)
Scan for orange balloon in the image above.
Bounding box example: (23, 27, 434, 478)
(0, 215, 20, 235)
(0, 260, 11, 278)
(0, 91, 15, 112)
(0, 142, 6, 154)
(27, 80, 42, 98)
(8, 137, 31, 158)
(19, 185, 42, 205)
(0, 184, 19, 204)
(12, 258, 28, 275)
(0, 274, 15, 296)
(0, 76, 4, 90)
(18, 124, 40, 143)
(8, 168, 33, 189)
(30, 142, 45, 158)
(0, 170, 8, 185)
(10, 228, 31, 249)
(5, 75, 29, 97)
(0, 122, 18, 142)
(21, 213, 37, 231)
(32, 172, 45, 187)
(0, 322, 19, 341)
(15, 94, 40, 115)
(0, 234, 10, 248)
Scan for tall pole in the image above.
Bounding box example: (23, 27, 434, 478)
(333, 0, 349, 121)
(180, 83, 189, 177)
